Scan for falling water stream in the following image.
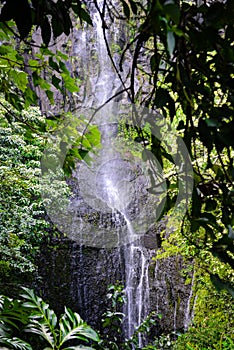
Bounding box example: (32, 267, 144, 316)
(40, 0, 195, 345)
(103, 173, 152, 344)
(90, 2, 153, 343)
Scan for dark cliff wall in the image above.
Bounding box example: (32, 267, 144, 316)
(37, 236, 194, 335)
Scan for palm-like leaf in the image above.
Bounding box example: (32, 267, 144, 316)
(21, 289, 99, 349)
(0, 336, 32, 350)
(21, 288, 57, 348)
(0, 289, 99, 350)
(24, 319, 55, 347)
(59, 307, 99, 347)
(0, 295, 32, 350)
(0, 294, 32, 350)
(0, 295, 29, 330)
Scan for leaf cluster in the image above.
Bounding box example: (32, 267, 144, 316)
(0, 104, 49, 279)
(0, 0, 92, 45)
(0, 288, 99, 350)
(107, 0, 234, 292)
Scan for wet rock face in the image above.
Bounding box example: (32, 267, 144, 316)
(149, 256, 194, 333)
(37, 237, 194, 336)
(37, 240, 125, 329)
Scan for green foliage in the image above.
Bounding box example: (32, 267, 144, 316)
(0, 0, 92, 43)
(101, 283, 126, 344)
(0, 2, 233, 347)
(123, 312, 161, 350)
(0, 99, 102, 279)
(172, 273, 234, 350)
(0, 27, 80, 113)
(0, 103, 49, 278)
(0, 2, 232, 291)
(1, 283, 232, 350)
(0, 6, 84, 119)
(98, 283, 162, 350)
(0, 288, 99, 350)
(0, 293, 33, 350)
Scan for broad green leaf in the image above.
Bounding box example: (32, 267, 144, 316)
(59, 308, 99, 346)
(32, 72, 51, 90)
(24, 87, 38, 107)
(0, 45, 11, 55)
(85, 126, 101, 147)
(46, 90, 54, 104)
(51, 74, 61, 89)
(28, 59, 39, 68)
(40, 47, 54, 57)
(49, 57, 60, 72)
(59, 61, 69, 73)
(163, 3, 180, 24)
(79, 8, 93, 26)
(56, 51, 68, 61)
(61, 73, 79, 93)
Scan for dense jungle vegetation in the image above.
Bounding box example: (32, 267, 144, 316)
(0, 0, 233, 349)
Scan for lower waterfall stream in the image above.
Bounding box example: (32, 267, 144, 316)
(102, 168, 152, 344)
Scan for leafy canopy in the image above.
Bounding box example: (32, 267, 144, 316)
(0, 0, 92, 45)
(102, 0, 234, 293)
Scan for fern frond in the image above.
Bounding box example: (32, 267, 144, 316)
(59, 307, 99, 347)
(0, 335, 32, 350)
(21, 288, 57, 348)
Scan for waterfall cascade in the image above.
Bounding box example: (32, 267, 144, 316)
(79, 3, 160, 341)
(38, 1, 195, 346)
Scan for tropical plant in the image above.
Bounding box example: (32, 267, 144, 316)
(0, 288, 99, 350)
(98, 283, 162, 350)
(0, 0, 92, 114)
(172, 274, 234, 350)
(0, 292, 32, 350)
(0, 0, 92, 45)
(0, 1, 233, 345)
(98, 283, 126, 349)
(0, 103, 49, 283)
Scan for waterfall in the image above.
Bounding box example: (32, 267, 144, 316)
(39, 0, 195, 345)
(184, 268, 196, 330)
(83, 2, 155, 344)
(103, 170, 153, 343)
(124, 245, 153, 346)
